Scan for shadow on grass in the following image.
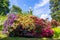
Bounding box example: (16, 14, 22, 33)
(0, 37, 59, 40)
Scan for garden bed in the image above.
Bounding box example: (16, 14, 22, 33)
(0, 13, 60, 39)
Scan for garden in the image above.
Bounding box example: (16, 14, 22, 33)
(0, 13, 60, 40)
(0, 0, 60, 40)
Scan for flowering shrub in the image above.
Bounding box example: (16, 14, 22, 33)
(8, 14, 36, 37)
(16, 14, 35, 30)
(51, 20, 60, 27)
(3, 13, 54, 38)
(32, 17, 54, 37)
(3, 13, 17, 34)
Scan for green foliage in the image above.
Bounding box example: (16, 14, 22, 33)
(0, 0, 9, 15)
(50, 0, 60, 22)
(0, 16, 7, 25)
(0, 16, 7, 38)
(51, 10, 60, 22)
(0, 32, 7, 39)
(10, 5, 22, 14)
(0, 16, 7, 31)
(52, 27, 60, 38)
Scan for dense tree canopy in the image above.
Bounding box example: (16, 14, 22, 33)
(0, 0, 9, 15)
(50, 0, 60, 22)
(10, 5, 22, 14)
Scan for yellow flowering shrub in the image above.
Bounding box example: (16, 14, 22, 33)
(12, 14, 35, 31)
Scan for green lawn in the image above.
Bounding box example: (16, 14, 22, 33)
(1, 37, 60, 40)
(0, 37, 42, 40)
(0, 37, 60, 40)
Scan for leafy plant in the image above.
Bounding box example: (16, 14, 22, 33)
(0, 0, 9, 15)
(3, 13, 17, 34)
(52, 27, 60, 38)
(51, 20, 60, 27)
(8, 14, 36, 37)
(33, 17, 54, 38)
(3, 13, 54, 38)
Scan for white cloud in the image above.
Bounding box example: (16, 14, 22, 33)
(33, 7, 50, 17)
(40, 14, 48, 19)
(34, 0, 49, 9)
(33, 0, 50, 16)
(33, 0, 51, 20)
(33, 9, 44, 17)
(40, 14, 52, 21)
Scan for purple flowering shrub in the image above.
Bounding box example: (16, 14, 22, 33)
(3, 13, 17, 34)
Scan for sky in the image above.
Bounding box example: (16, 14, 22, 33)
(9, 0, 52, 21)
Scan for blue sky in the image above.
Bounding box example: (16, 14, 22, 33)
(9, 0, 52, 21)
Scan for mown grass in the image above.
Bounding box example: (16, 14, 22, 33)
(0, 37, 59, 40)
(0, 37, 60, 40)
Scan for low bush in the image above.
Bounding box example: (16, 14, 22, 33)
(3, 13, 54, 38)
(52, 27, 60, 38)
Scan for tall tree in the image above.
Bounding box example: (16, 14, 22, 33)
(10, 5, 22, 14)
(0, 0, 9, 15)
(50, 0, 60, 22)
